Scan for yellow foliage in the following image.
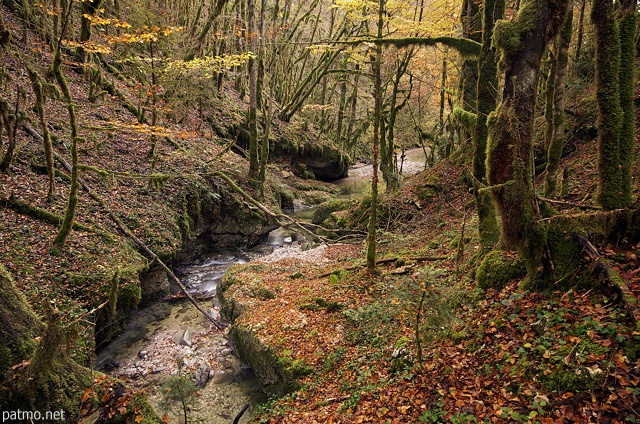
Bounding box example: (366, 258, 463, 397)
(61, 39, 112, 54)
(164, 53, 255, 78)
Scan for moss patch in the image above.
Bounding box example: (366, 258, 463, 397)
(475, 250, 526, 291)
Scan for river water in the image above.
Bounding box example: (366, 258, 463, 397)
(93, 148, 428, 423)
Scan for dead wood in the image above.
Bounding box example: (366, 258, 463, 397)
(576, 234, 640, 325)
(537, 196, 601, 210)
(23, 122, 223, 329)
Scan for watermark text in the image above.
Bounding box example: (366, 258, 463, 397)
(2, 410, 66, 422)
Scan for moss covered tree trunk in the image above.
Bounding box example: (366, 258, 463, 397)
(26, 66, 56, 202)
(591, 0, 636, 210)
(0, 264, 43, 375)
(0, 264, 91, 417)
(617, 0, 636, 208)
(367, 0, 384, 272)
(545, 9, 572, 198)
(52, 47, 80, 246)
(487, 0, 569, 250)
(593, 0, 623, 210)
(471, 0, 504, 247)
(459, 0, 482, 113)
(247, 0, 259, 182)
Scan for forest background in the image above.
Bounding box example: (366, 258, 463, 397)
(1, 0, 640, 422)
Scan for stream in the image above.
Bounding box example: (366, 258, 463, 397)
(93, 148, 428, 423)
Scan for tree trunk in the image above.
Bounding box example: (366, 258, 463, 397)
(459, 0, 481, 113)
(472, 0, 504, 247)
(367, 0, 384, 273)
(0, 264, 94, 418)
(247, 0, 259, 182)
(0, 264, 43, 375)
(593, 0, 623, 210)
(617, 0, 636, 208)
(184, 0, 231, 61)
(487, 0, 570, 250)
(77, 0, 103, 63)
(26, 66, 56, 201)
(545, 9, 572, 198)
(52, 47, 80, 246)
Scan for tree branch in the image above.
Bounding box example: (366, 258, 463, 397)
(336, 36, 481, 57)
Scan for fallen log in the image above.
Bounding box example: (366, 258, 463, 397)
(23, 122, 224, 329)
(576, 234, 640, 326)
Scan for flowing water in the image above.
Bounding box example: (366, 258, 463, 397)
(93, 246, 279, 423)
(93, 147, 428, 423)
(332, 147, 428, 197)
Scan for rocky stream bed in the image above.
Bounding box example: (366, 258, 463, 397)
(92, 148, 429, 423)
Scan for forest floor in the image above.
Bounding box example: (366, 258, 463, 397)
(2, 3, 640, 423)
(226, 135, 640, 423)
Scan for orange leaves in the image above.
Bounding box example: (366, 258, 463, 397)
(61, 39, 112, 54)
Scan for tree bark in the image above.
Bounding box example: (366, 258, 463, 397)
(593, 0, 623, 210)
(0, 264, 43, 375)
(545, 9, 572, 198)
(247, 0, 259, 182)
(617, 0, 636, 208)
(487, 0, 570, 250)
(0, 265, 94, 418)
(367, 0, 384, 273)
(52, 47, 80, 246)
(472, 0, 504, 247)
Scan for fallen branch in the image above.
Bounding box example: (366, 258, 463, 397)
(537, 196, 600, 210)
(3, 194, 110, 237)
(22, 121, 224, 330)
(317, 255, 449, 278)
(232, 404, 249, 424)
(52, 151, 224, 330)
(212, 171, 338, 242)
(576, 234, 640, 326)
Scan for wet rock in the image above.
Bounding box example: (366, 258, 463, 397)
(95, 358, 120, 371)
(183, 357, 211, 388)
(210, 369, 234, 385)
(139, 265, 170, 306)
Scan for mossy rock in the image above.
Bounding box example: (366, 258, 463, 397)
(218, 264, 274, 321)
(228, 325, 302, 396)
(312, 199, 357, 225)
(475, 250, 526, 291)
(277, 186, 295, 210)
(248, 286, 276, 300)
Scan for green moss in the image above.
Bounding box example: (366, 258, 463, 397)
(493, 2, 537, 62)
(299, 303, 321, 311)
(119, 283, 142, 311)
(312, 199, 356, 225)
(542, 366, 602, 393)
(453, 107, 477, 131)
(315, 297, 344, 312)
(475, 250, 526, 291)
(229, 325, 302, 395)
(249, 286, 276, 300)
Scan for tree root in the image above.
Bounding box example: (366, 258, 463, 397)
(576, 234, 640, 326)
